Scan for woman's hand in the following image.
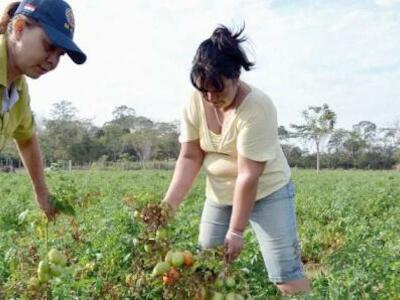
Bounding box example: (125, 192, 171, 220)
(224, 230, 244, 263)
(161, 200, 177, 219)
(37, 193, 59, 221)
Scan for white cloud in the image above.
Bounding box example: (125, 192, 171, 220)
(376, 0, 400, 7)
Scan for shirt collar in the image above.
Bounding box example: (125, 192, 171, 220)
(0, 34, 24, 92)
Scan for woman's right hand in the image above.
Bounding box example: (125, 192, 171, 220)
(37, 194, 59, 221)
(161, 200, 178, 218)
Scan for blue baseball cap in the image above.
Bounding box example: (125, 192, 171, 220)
(15, 0, 86, 64)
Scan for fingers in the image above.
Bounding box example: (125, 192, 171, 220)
(224, 248, 239, 263)
(45, 210, 56, 221)
(161, 201, 177, 218)
(44, 205, 59, 222)
(227, 248, 240, 262)
(224, 238, 243, 263)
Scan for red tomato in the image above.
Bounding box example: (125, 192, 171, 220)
(183, 250, 194, 267)
(163, 275, 174, 285)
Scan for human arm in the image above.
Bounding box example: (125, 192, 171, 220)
(224, 155, 266, 262)
(162, 140, 205, 213)
(224, 95, 279, 261)
(16, 134, 58, 220)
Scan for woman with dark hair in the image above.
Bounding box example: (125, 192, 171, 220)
(162, 25, 310, 295)
(0, 0, 86, 219)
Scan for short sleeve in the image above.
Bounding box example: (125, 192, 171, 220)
(236, 96, 279, 162)
(179, 93, 200, 143)
(12, 79, 36, 140)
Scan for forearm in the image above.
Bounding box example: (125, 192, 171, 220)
(163, 155, 203, 209)
(229, 174, 259, 234)
(16, 134, 48, 199)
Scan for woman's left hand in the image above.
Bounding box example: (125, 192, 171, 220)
(224, 230, 244, 263)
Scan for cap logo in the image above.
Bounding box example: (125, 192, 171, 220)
(23, 3, 36, 12)
(65, 8, 75, 29)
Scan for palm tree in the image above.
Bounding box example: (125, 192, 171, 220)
(291, 104, 336, 174)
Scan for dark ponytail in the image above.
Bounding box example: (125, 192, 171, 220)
(0, 2, 20, 34)
(190, 24, 254, 92)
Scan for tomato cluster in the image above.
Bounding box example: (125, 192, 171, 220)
(28, 248, 70, 293)
(151, 249, 194, 285)
(127, 201, 252, 299)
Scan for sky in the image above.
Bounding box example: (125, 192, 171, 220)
(2, 0, 400, 130)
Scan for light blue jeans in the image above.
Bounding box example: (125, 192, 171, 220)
(198, 181, 305, 283)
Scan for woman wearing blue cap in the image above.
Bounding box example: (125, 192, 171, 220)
(0, 0, 86, 219)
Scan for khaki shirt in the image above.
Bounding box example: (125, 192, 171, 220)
(179, 84, 291, 205)
(0, 34, 35, 150)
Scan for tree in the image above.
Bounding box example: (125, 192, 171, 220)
(328, 129, 350, 153)
(123, 128, 157, 165)
(69, 134, 103, 164)
(380, 121, 400, 149)
(41, 101, 81, 162)
(97, 123, 126, 161)
(50, 100, 77, 121)
(40, 101, 102, 164)
(153, 122, 180, 160)
(133, 116, 154, 131)
(343, 131, 367, 166)
(278, 125, 291, 141)
(282, 144, 303, 167)
(290, 104, 336, 173)
(353, 121, 377, 147)
(110, 105, 136, 130)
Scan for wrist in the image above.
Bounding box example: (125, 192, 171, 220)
(229, 227, 244, 235)
(163, 198, 179, 209)
(227, 229, 244, 239)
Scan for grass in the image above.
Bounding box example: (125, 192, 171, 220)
(0, 169, 399, 299)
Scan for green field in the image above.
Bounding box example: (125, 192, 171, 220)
(0, 169, 399, 299)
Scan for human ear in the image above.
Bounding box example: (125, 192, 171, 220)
(14, 19, 26, 38)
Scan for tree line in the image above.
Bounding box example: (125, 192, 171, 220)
(282, 104, 400, 171)
(0, 101, 180, 168)
(1, 101, 399, 170)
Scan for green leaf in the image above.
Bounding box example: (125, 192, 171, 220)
(49, 194, 76, 216)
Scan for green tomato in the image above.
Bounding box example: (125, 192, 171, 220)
(48, 249, 67, 266)
(37, 260, 50, 283)
(214, 278, 224, 288)
(144, 244, 152, 253)
(156, 228, 168, 240)
(171, 252, 184, 267)
(225, 276, 236, 288)
(211, 292, 225, 300)
(164, 250, 174, 264)
(225, 293, 236, 300)
(152, 261, 171, 276)
(49, 263, 64, 277)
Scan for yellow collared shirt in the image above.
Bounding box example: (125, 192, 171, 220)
(0, 34, 36, 150)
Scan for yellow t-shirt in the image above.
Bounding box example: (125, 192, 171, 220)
(0, 34, 35, 150)
(179, 84, 291, 205)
